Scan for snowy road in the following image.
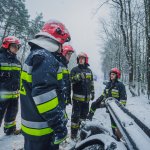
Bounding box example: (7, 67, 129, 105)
(0, 82, 150, 150)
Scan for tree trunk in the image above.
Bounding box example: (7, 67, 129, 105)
(144, 0, 150, 99)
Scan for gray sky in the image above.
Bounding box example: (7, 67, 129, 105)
(25, 0, 110, 77)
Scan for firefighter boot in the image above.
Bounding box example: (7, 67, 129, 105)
(71, 127, 78, 140)
(4, 125, 16, 135)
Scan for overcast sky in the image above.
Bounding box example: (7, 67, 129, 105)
(25, 0, 110, 78)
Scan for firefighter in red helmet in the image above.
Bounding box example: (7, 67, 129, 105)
(51, 44, 74, 108)
(87, 67, 127, 140)
(0, 36, 21, 135)
(62, 45, 74, 105)
(20, 20, 71, 150)
(70, 52, 95, 140)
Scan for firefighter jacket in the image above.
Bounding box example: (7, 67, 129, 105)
(102, 80, 127, 104)
(0, 48, 21, 101)
(71, 64, 94, 102)
(20, 45, 67, 141)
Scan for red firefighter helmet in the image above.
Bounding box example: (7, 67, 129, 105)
(36, 20, 71, 44)
(110, 68, 121, 79)
(62, 45, 74, 56)
(77, 52, 89, 64)
(2, 36, 21, 49)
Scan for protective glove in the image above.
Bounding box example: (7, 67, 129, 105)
(4, 125, 16, 135)
(80, 73, 86, 80)
(91, 92, 95, 101)
(87, 112, 94, 121)
(53, 125, 68, 145)
(119, 100, 126, 106)
(53, 111, 68, 145)
(46, 106, 68, 144)
(73, 74, 81, 81)
(100, 103, 106, 108)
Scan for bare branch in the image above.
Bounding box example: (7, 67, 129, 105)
(92, 0, 110, 17)
(112, 0, 120, 5)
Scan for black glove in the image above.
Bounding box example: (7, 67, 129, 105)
(53, 125, 68, 145)
(91, 92, 95, 101)
(47, 107, 68, 144)
(80, 73, 86, 80)
(87, 112, 94, 121)
(97, 95, 104, 103)
(53, 113, 68, 144)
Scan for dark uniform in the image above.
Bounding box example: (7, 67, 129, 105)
(88, 80, 127, 137)
(89, 80, 127, 115)
(53, 53, 71, 106)
(20, 46, 68, 150)
(61, 57, 71, 106)
(0, 48, 21, 134)
(70, 64, 94, 138)
(20, 19, 71, 150)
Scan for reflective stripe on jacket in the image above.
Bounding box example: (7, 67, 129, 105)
(102, 81, 127, 102)
(20, 48, 65, 141)
(0, 48, 21, 101)
(71, 64, 94, 102)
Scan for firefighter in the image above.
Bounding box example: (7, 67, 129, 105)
(52, 45, 74, 108)
(61, 45, 74, 106)
(87, 68, 127, 140)
(0, 36, 21, 135)
(20, 20, 71, 150)
(70, 52, 95, 140)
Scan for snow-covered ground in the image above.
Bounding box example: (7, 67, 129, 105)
(0, 80, 150, 150)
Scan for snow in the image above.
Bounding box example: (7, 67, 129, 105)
(126, 95, 150, 128)
(0, 81, 150, 149)
(75, 134, 127, 150)
(107, 100, 150, 150)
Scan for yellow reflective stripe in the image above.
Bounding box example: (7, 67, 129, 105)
(112, 95, 119, 98)
(112, 91, 119, 94)
(112, 124, 117, 129)
(21, 71, 32, 82)
(62, 69, 70, 74)
(21, 125, 53, 136)
(4, 121, 16, 128)
(120, 100, 126, 105)
(90, 108, 95, 113)
(37, 97, 59, 114)
(0, 66, 21, 71)
(102, 92, 105, 96)
(20, 80, 26, 95)
(64, 112, 68, 119)
(73, 96, 90, 101)
(86, 75, 91, 79)
(112, 92, 119, 98)
(0, 94, 19, 99)
(57, 72, 63, 80)
(71, 124, 80, 129)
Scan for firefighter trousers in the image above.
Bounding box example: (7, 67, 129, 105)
(24, 137, 59, 150)
(0, 98, 18, 131)
(71, 100, 89, 138)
